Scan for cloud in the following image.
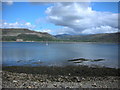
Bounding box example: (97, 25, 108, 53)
(54, 27, 76, 35)
(81, 26, 118, 34)
(6, 0, 14, 5)
(1, 21, 36, 29)
(45, 2, 118, 34)
(40, 29, 51, 33)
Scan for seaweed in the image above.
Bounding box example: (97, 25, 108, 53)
(91, 59, 105, 62)
(68, 58, 89, 61)
(68, 58, 105, 63)
(73, 61, 83, 63)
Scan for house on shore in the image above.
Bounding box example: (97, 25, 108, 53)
(16, 39, 23, 42)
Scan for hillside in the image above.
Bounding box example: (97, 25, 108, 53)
(1, 28, 119, 42)
(1, 28, 56, 41)
(55, 33, 120, 42)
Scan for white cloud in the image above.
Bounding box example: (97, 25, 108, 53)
(54, 27, 76, 35)
(6, 0, 14, 5)
(81, 26, 118, 34)
(40, 29, 51, 33)
(46, 2, 118, 34)
(1, 21, 36, 29)
(25, 22, 31, 26)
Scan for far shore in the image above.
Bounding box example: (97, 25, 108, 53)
(1, 41, 119, 44)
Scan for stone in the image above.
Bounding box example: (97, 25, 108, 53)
(40, 80, 43, 82)
(68, 73, 71, 76)
(27, 86, 32, 88)
(92, 83, 97, 87)
(53, 84, 57, 87)
(82, 77, 85, 80)
(59, 85, 65, 88)
(65, 86, 70, 89)
(13, 80, 17, 83)
(76, 77, 81, 82)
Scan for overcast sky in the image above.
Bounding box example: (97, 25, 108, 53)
(1, 2, 119, 35)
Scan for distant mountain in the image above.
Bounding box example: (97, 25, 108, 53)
(55, 33, 120, 42)
(55, 34, 71, 36)
(1, 28, 56, 41)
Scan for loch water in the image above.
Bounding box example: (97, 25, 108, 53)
(2, 42, 119, 68)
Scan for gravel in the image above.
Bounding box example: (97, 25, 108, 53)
(2, 71, 120, 88)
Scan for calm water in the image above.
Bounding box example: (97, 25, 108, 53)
(2, 42, 119, 68)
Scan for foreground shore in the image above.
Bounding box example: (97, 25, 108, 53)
(2, 66, 120, 88)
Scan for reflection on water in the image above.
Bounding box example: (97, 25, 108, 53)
(2, 42, 119, 68)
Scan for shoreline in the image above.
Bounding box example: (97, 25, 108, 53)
(1, 41, 119, 44)
(2, 65, 119, 76)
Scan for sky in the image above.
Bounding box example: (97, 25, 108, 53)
(1, 2, 119, 35)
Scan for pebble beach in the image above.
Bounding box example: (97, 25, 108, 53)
(2, 66, 120, 88)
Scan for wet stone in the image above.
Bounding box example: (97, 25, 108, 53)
(13, 80, 17, 83)
(53, 84, 57, 87)
(92, 83, 97, 87)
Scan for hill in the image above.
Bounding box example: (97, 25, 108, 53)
(55, 33, 120, 42)
(1, 28, 56, 41)
(1, 28, 119, 42)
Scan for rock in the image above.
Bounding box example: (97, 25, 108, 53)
(53, 84, 57, 87)
(40, 80, 43, 82)
(82, 77, 85, 80)
(58, 78, 63, 82)
(13, 80, 17, 83)
(60, 76, 63, 78)
(79, 83, 83, 86)
(22, 83, 26, 86)
(68, 73, 71, 76)
(92, 83, 97, 87)
(76, 77, 81, 82)
(65, 86, 70, 89)
(43, 84, 48, 87)
(27, 86, 32, 88)
(79, 85, 82, 88)
(59, 85, 65, 88)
